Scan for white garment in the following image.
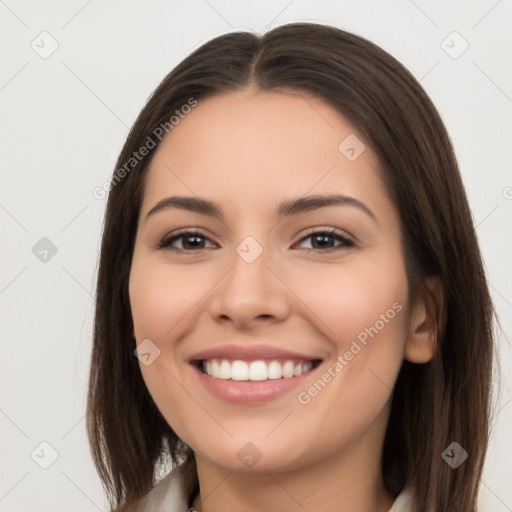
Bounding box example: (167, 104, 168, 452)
(140, 469, 415, 512)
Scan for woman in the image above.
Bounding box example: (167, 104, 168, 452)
(87, 22, 495, 512)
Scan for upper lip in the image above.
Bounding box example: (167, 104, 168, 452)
(187, 344, 323, 363)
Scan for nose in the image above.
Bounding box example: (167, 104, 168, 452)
(209, 242, 291, 330)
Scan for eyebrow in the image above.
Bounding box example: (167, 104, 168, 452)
(145, 194, 378, 224)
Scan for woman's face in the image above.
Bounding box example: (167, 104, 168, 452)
(129, 88, 416, 473)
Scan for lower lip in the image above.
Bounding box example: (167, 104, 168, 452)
(191, 364, 319, 403)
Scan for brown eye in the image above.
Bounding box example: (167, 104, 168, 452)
(158, 231, 216, 252)
(295, 229, 354, 252)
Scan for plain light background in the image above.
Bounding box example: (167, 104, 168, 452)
(1, 1, 511, 510)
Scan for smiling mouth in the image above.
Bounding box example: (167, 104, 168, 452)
(194, 358, 323, 381)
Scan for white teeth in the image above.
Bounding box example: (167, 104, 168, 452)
(219, 360, 231, 379)
(302, 362, 313, 373)
(201, 358, 316, 381)
(283, 361, 295, 379)
(231, 360, 249, 381)
(267, 361, 282, 379)
(249, 361, 267, 381)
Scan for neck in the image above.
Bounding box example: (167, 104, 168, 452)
(190, 437, 396, 512)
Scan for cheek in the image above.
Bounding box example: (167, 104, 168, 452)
(290, 255, 409, 349)
(291, 257, 409, 410)
(129, 255, 199, 437)
(290, 258, 409, 429)
(129, 255, 206, 340)
(274, 282, 409, 472)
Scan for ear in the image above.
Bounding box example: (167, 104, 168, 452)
(405, 276, 445, 364)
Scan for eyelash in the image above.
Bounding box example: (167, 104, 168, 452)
(156, 228, 355, 254)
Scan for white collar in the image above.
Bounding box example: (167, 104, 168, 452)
(142, 469, 415, 512)
(140, 468, 188, 511)
(387, 485, 415, 512)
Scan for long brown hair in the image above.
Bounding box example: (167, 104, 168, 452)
(87, 22, 495, 511)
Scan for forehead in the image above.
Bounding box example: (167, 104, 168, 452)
(142, 89, 388, 217)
